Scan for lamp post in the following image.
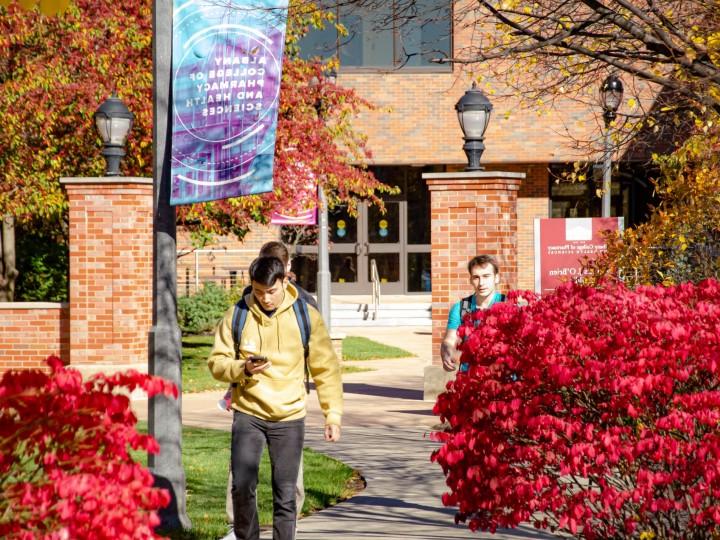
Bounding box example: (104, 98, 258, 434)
(150, 0, 191, 529)
(599, 74, 623, 217)
(312, 68, 337, 330)
(94, 95, 134, 176)
(455, 82, 493, 171)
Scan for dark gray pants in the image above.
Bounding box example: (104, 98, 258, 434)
(231, 411, 305, 540)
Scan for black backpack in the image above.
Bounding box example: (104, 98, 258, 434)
(230, 290, 312, 393)
(460, 293, 507, 324)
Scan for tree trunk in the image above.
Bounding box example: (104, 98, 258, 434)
(0, 215, 18, 302)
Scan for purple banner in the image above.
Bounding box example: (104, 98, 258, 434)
(170, 0, 289, 205)
(270, 208, 317, 225)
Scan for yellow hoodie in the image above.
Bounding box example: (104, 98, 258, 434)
(207, 283, 343, 426)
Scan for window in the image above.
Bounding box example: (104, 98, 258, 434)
(549, 163, 657, 227)
(299, 1, 452, 69)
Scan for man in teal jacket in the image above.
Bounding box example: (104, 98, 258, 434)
(440, 255, 505, 372)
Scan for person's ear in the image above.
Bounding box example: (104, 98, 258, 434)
(494, 273, 500, 284)
(282, 275, 290, 287)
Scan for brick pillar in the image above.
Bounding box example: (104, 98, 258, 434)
(60, 177, 153, 376)
(422, 171, 524, 400)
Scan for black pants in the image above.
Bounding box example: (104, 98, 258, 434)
(231, 411, 305, 540)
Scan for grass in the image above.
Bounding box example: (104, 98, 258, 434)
(182, 334, 410, 393)
(341, 336, 414, 361)
(133, 422, 359, 540)
(182, 335, 226, 393)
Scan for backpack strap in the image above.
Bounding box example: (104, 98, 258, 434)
(292, 298, 312, 393)
(459, 294, 474, 321)
(230, 296, 250, 388)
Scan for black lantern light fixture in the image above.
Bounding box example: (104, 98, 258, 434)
(455, 82, 493, 171)
(600, 74, 624, 128)
(94, 94, 134, 176)
(599, 74, 623, 217)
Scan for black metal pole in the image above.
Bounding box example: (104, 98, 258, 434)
(602, 111, 614, 218)
(150, 0, 191, 530)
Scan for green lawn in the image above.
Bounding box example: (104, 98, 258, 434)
(182, 334, 409, 393)
(341, 336, 414, 361)
(134, 423, 359, 539)
(182, 335, 226, 393)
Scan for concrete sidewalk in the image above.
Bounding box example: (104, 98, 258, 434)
(136, 326, 558, 539)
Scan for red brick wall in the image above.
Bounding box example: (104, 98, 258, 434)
(0, 303, 69, 370)
(338, 71, 608, 167)
(426, 171, 523, 365)
(63, 178, 153, 368)
(176, 223, 281, 296)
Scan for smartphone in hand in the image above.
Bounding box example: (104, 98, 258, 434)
(248, 355, 268, 366)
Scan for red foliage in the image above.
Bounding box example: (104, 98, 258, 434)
(432, 280, 720, 538)
(0, 357, 177, 539)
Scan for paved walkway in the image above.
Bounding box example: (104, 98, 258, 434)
(136, 326, 558, 539)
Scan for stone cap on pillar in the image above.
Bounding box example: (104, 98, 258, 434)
(423, 170, 525, 192)
(60, 177, 152, 185)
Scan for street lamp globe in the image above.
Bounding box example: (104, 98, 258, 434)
(94, 94, 134, 176)
(455, 82, 493, 171)
(600, 74, 624, 126)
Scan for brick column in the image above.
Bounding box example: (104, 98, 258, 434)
(60, 177, 153, 376)
(422, 171, 524, 399)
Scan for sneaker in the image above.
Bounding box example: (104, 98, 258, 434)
(220, 528, 236, 540)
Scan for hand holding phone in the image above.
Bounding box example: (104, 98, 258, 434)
(249, 355, 268, 366)
(245, 355, 270, 374)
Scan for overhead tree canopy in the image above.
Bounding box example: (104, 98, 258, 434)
(0, 0, 69, 16)
(448, 0, 720, 109)
(439, 0, 720, 155)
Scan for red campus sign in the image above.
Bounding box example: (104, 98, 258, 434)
(534, 217, 624, 295)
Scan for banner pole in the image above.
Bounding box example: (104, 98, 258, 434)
(149, 0, 191, 530)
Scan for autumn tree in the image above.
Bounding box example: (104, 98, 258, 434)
(0, 0, 69, 15)
(0, 0, 153, 301)
(585, 125, 720, 286)
(0, 0, 390, 300)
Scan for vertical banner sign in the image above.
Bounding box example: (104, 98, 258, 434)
(534, 217, 624, 295)
(170, 0, 289, 205)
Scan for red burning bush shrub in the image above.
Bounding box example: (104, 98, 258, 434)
(0, 357, 177, 539)
(432, 280, 720, 539)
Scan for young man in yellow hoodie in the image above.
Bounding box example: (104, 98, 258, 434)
(208, 256, 343, 540)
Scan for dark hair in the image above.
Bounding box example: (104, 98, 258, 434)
(467, 255, 500, 275)
(258, 241, 290, 266)
(249, 256, 286, 286)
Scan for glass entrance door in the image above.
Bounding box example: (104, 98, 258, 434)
(291, 202, 405, 294)
(327, 206, 363, 294)
(365, 202, 404, 294)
